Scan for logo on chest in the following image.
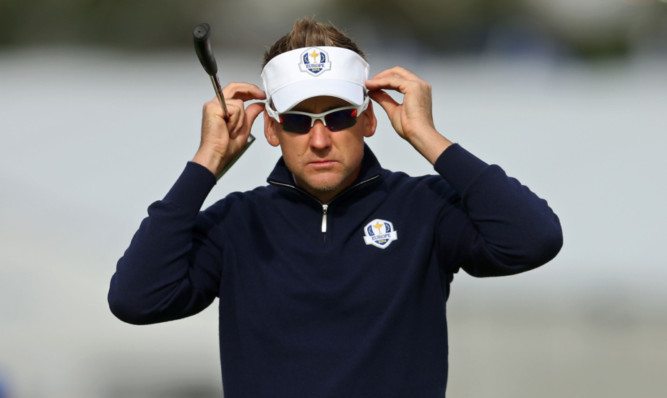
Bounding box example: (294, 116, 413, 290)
(363, 219, 398, 249)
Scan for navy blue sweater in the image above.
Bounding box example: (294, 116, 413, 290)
(109, 144, 562, 397)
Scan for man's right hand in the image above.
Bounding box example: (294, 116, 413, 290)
(192, 82, 266, 178)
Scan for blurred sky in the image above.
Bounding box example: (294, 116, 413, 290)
(1, 1, 667, 397)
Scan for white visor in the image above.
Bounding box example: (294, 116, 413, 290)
(261, 46, 369, 113)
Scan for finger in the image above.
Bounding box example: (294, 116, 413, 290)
(230, 102, 265, 145)
(225, 99, 245, 138)
(227, 101, 265, 141)
(367, 66, 427, 94)
(368, 90, 399, 116)
(244, 102, 266, 128)
(366, 75, 411, 96)
(203, 98, 228, 129)
(222, 82, 267, 102)
(370, 66, 420, 81)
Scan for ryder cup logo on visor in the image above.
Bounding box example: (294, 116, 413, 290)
(299, 48, 331, 76)
(363, 219, 398, 249)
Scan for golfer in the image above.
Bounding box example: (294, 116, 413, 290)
(109, 18, 562, 398)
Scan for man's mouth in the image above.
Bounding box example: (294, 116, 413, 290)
(308, 160, 337, 169)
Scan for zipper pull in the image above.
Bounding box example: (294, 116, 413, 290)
(321, 204, 328, 233)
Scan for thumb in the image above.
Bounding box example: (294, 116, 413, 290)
(245, 102, 266, 127)
(369, 90, 399, 117)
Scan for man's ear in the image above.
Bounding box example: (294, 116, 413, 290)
(264, 111, 281, 147)
(362, 101, 377, 138)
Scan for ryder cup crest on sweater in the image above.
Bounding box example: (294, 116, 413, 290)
(363, 219, 398, 249)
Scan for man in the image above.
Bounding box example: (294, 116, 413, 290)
(109, 18, 562, 398)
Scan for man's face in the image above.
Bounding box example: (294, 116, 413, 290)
(265, 96, 376, 203)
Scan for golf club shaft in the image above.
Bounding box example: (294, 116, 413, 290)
(210, 75, 229, 120)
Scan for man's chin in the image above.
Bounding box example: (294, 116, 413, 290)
(297, 168, 359, 200)
(300, 175, 345, 197)
(307, 180, 341, 194)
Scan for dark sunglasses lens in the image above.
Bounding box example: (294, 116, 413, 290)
(324, 109, 357, 131)
(280, 114, 312, 133)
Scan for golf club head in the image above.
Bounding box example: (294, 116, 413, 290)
(193, 23, 218, 76)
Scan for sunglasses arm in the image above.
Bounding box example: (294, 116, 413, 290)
(264, 102, 282, 123)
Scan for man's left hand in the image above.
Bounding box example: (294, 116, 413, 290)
(366, 67, 452, 164)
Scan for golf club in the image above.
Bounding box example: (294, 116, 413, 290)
(193, 22, 255, 178)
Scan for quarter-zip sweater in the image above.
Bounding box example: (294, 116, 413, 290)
(109, 144, 562, 398)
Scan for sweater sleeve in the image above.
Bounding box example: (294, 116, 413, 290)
(434, 144, 563, 277)
(108, 162, 223, 324)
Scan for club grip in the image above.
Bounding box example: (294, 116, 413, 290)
(193, 23, 218, 76)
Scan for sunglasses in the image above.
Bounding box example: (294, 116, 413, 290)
(267, 97, 369, 134)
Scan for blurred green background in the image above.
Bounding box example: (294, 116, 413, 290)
(2, 0, 666, 58)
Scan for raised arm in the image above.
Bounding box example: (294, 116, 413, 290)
(108, 83, 265, 324)
(368, 67, 562, 276)
(434, 145, 563, 277)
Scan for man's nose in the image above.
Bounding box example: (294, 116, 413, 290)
(309, 120, 332, 149)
